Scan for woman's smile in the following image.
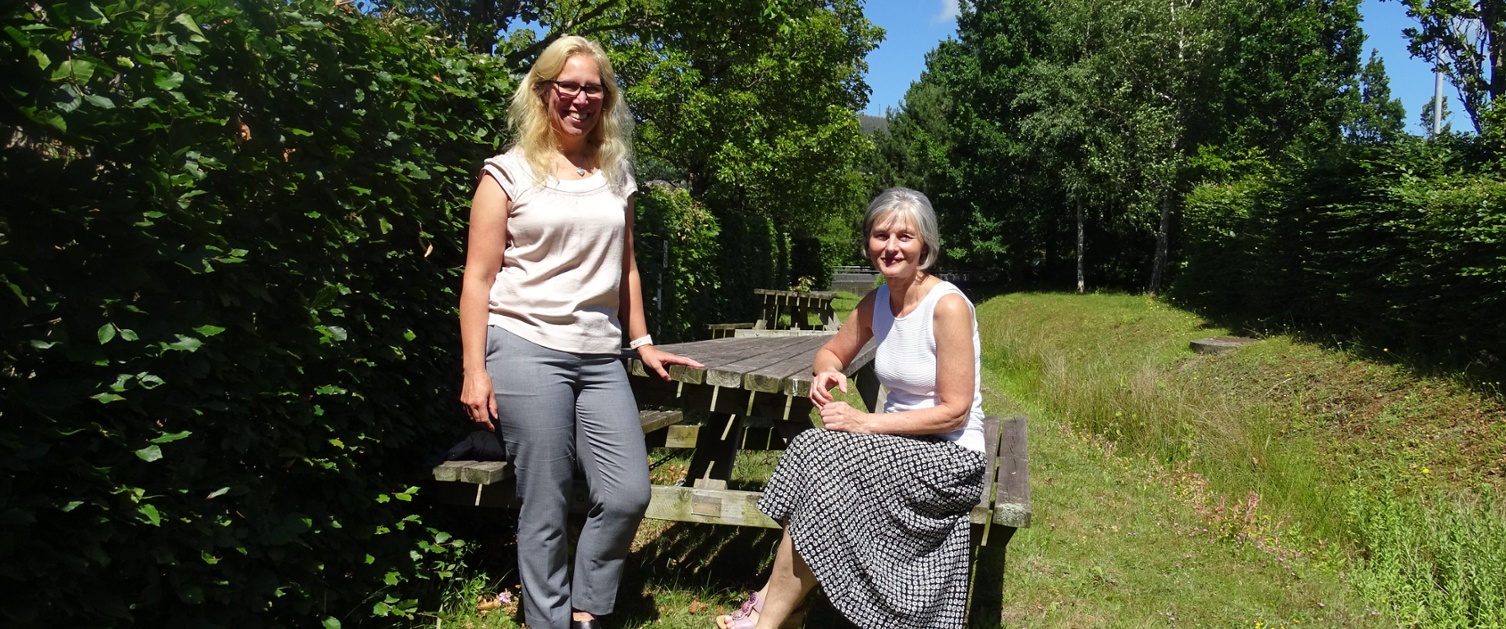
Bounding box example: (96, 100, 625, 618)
(868, 214, 924, 279)
(549, 56, 604, 140)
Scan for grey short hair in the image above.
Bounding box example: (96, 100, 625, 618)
(861, 187, 941, 270)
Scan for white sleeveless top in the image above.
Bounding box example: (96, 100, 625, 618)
(871, 281, 986, 452)
(479, 148, 636, 355)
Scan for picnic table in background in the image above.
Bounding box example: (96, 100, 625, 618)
(706, 288, 840, 339)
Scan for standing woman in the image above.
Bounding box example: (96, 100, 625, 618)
(459, 36, 701, 629)
(716, 187, 987, 629)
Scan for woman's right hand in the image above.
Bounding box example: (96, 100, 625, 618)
(460, 370, 497, 431)
(458, 175, 508, 433)
(810, 369, 848, 408)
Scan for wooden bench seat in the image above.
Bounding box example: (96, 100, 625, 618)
(431, 413, 1031, 549)
(432, 409, 684, 503)
(432, 412, 1031, 622)
(636, 416, 1034, 541)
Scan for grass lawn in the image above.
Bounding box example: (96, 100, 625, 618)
(419, 292, 1505, 628)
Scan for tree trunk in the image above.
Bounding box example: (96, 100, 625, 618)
(1488, 0, 1505, 101)
(1076, 198, 1085, 294)
(1149, 192, 1172, 295)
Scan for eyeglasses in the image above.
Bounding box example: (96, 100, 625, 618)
(546, 80, 606, 100)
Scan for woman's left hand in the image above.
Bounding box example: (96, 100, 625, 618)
(819, 401, 873, 434)
(636, 345, 704, 380)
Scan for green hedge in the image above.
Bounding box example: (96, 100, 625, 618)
(0, 0, 512, 624)
(633, 184, 792, 341)
(715, 210, 787, 324)
(1174, 140, 1505, 381)
(634, 183, 723, 343)
(790, 236, 830, 291)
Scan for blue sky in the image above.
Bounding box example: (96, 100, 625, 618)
(860, 0, 1465, 135)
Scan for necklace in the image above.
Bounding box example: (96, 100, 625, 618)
(576, 167, 586, 176)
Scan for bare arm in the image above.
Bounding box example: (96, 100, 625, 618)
(808, 290, 876, 406)
(619, 194, 703, 379)
(818, 293, 975, 436)
(458, 174, 509, 430)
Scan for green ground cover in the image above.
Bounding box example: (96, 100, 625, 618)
(420, 292, 1505, 628)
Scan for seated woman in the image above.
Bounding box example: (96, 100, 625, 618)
(716, 187, 988, 629)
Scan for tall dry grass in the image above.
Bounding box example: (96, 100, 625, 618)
(975, 291, 1506, 628)
(977, 293, 1341, 541)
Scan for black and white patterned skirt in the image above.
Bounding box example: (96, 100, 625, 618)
(757, 429, 986, 629)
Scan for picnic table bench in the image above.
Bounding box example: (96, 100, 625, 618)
(432, 333, 1032, 621)
(705, 289, 840, 339)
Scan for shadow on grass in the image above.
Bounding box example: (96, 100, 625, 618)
(424, 502, 857, 628)
(617, 520, 1015, 628)
(614, 521, 857, 628)
(1167, 294, 1505, 402)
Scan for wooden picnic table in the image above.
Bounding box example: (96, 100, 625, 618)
(621, 335, 1029, 536)
(706, 289, 841, 338)
(431, 332, 1032, 620)
(433, 334, 876, 526)
(623, 334, 878, 498)
(625, 335, 1029, 625)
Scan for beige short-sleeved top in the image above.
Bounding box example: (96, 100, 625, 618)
(480, 148, 637, 355)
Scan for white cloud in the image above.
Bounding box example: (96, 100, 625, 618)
(933, 0, 961, 23)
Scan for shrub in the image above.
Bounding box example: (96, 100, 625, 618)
(1172, 140, 1505, 383)
(0, 0, 511, 623)
(714, 211, 786, 324)
(634, 183, 722, 343)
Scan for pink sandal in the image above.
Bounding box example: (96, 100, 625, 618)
(714, 592, 807, 629)
(715, 592, 762, 629)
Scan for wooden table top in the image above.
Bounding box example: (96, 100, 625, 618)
(752, 288, 837, 301)
(623, 333, 874, 400)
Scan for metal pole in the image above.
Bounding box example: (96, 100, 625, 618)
(1432, 50, 1445, 137)
(657, 239, 667, 336)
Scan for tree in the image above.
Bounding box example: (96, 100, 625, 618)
(1420, 91, 1457, 134)
(878, 0, 1054, 280)
(380, 0, 648, 65)
(1393, 0, 1505, 133)
(1346, 49, 1410, 142)
(381, 0, 882, 278)
(1195, 0, 1365, 154)
(1030, 0, 1195, 294)
(616, 0, 880, 239)
(381, 0, 538, 55)
(876, 0, 1368, 291)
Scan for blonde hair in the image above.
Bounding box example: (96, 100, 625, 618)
(508, 36, 633, 189)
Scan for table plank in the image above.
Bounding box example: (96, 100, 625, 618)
(703, 336, 827, 389)
(631, 376, 808, 420)
(625, 335, 802, 387)
(722, 336, 830, 392)
(742, 337, 832, 393)
(625, 334, 874, 423)
(783, 339, 876, 398)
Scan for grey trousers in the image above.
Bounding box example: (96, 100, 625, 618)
(486, 326, 650, 629)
